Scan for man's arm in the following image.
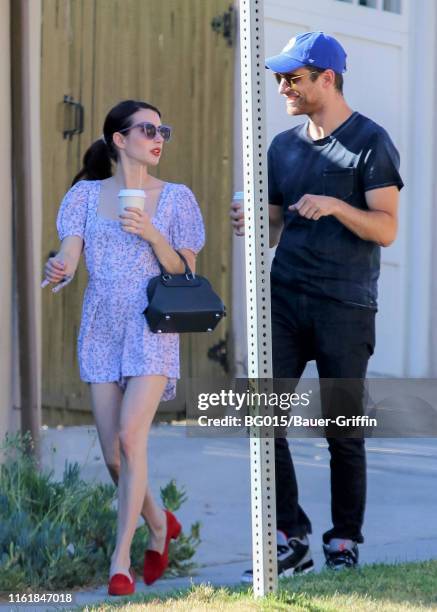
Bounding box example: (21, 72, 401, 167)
(333, 186, 398, 247)
(230, 201, 284, 248)
(289, 185, 399, 247)
(269, 205, 284, 248)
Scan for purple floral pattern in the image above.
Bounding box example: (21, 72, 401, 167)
(56, 179, 205, 400)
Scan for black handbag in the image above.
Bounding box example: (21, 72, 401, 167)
(144, 252, 226, 333)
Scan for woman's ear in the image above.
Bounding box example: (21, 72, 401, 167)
(112, 132, 126, 150)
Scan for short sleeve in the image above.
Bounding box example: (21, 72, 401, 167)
(268, 140, 283, 206)
(56, 180, 89, 241)
(170, 185, 206, 254)
(361, 131, 404, 192)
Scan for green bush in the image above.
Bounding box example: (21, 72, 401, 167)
(0, 431, 200, 593)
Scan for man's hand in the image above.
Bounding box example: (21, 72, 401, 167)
(119, 207, 159, 242)
(230, 199, 285, 247)
(289, 194, 340, 220)
(290, 187, 399, 246)
(230, 200, 245, 236)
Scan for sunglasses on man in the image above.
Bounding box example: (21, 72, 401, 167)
(119, 122, 172, 142)
(274, 70, 320, 87)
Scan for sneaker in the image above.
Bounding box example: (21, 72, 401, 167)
(240, 531, 314, 583)
(323, 538, 359, 570)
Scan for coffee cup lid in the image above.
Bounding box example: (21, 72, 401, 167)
(118, 189, 146, 197)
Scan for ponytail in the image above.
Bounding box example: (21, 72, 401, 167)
(71, 100, 162, 186)
(71, 139, 114, 186)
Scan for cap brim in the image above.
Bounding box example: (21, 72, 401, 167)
(265, 53, 306, 73)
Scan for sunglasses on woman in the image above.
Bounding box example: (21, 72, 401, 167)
(119, 122, 172, 142)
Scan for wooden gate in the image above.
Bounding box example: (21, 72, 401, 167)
(41, 0, 234, 422)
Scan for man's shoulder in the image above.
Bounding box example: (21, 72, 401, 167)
(351, 112, 393, 143)
(269, 123, 306, 149)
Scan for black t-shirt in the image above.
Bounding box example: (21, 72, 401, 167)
(268, 111, 404, 309)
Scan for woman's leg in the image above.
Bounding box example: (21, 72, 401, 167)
(110, 375, 167, 579)
(90, 382, 168, 538)
(90, 382, 123, 482)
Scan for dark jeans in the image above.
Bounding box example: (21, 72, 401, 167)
(271, 280, 376, 544)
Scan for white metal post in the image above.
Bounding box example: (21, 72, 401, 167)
(239, 0, 278, 596)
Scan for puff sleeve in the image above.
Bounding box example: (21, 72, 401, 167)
(56, 180, 89, 241)
(170, 185, 206, 254)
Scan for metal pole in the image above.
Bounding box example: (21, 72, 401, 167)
(239, 0, 277, 596)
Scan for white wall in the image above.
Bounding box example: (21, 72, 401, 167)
(232, 0, 435, 377)
(403, 0, 437, 376)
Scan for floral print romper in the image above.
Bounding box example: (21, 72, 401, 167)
(56, 180, 205, 401)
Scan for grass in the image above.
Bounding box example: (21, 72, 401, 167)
(71, 560, 437, 611)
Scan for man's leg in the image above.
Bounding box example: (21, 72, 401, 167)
(271, 283, 313, 538)
(241, 284, 315, 582)
(275, 438, 312, 538)
(313, 298, 375, 548)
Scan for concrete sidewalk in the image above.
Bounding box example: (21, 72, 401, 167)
(4, 424, 437, 610)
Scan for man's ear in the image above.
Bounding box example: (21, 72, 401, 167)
(323, 69, 336, 89)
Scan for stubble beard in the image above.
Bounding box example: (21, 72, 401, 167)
(286, 94, 306, 116)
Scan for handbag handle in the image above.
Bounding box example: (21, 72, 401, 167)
(158, 250, 195, 280)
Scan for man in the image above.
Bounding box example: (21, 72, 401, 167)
(230, 31, 403, 579)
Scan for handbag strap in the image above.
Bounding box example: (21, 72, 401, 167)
(158, 250, 195, 279)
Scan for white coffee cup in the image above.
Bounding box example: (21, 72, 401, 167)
(118, 189, 146, 215)
(233, 191, 244, 204)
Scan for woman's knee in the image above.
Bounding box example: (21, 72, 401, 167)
(101, 438, 121, 469)
(119, 428, 146, 462)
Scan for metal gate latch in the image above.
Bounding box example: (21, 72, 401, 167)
(63, 95, 84, 140)
(211, 5, 236, 47)
(207, 336, 229, 373)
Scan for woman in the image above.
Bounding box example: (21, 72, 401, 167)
(42, 100, 205, 596)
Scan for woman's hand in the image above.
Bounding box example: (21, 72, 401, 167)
(119, 207, 159, 243)
(43, 253, 76, 283)
(42, 237, 83, 291)
(42, 253, 75, 288)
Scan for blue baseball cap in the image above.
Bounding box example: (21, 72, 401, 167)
(265, 31, 347, 74)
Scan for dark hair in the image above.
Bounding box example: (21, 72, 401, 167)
(308, 66, 344, 95)
(71, 99, 161, 185)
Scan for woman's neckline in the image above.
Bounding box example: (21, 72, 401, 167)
(95, 180, 170, 223)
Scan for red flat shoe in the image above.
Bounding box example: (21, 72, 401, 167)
(108, 567, 136, 596)
(143, 510, 182, 585)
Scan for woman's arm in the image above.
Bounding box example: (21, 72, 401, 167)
(149, 230, 196, 273)
(48, 180, 89, 286)
(119, 207, 197, 274)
